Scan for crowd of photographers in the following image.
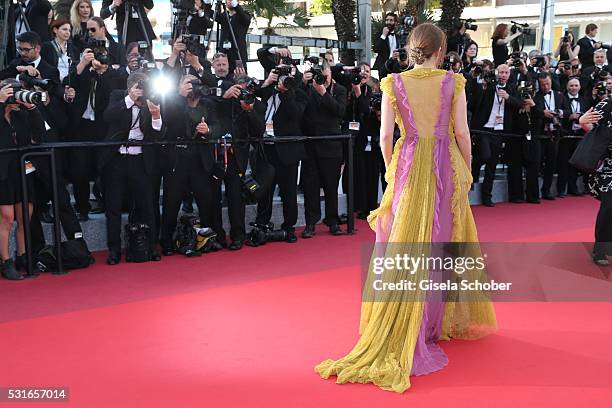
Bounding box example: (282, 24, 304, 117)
(0, 0, 386, 280)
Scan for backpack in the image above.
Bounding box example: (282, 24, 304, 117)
(174, 215, 217, 256)
(125, 223, 152, 263)
(34, 238, 94, 273)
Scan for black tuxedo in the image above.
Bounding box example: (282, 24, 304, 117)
(215, 5, 251, 73)
(40, 41, 79, 71)
(558, 94, 590, 195)
(100, 0, 157, 46)
(13, 0, 52, 41)
(373, 30, 396, 76)
(580, 65, 612, 95)
(534, 90, 570, 197)
(101, 89, 163, 254)
(577, 36, 598, 68)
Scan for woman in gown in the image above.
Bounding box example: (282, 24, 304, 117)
(315, 23, 497, 393)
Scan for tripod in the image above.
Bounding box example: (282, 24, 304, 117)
(120, 0, 152, 56)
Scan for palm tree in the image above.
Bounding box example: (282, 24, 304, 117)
(54, 0, 74, 21)
(331, 0, 357, 64)
(438, 0, 466, 37)
(243, 0, 309, 30)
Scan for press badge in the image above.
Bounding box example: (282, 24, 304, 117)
(25, 161, 36, 174)
(526, 131, 532, 141)
(44, 121, 51, 131)
(349, 121, 360, 131)
(265, 122, 275, 136)
(494, 115, 504, 131)
(131, 6, 139, 18)
(223, 41, 232, 50)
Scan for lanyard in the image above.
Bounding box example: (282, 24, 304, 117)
(543, 93, 553, 111)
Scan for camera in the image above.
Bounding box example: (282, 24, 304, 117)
(562, 30, 571, 43)
(532, 55, 547, 69)
(592, 66, 610, 82)
(453, 17, 478, 32)
(395, 15, 414, 49)
(137, 78, 168, 104)
(304, 56, 320, 65)
(85, 38, 109, 65)
(238, 77, 260, 104)
(511, 21, 533, 36)
(135, 56, 156, 71)
(310, 65, 326, 85)
(280, 56, 300, 66)
(181, 34, 205, 54)
(518, 81, 534, 100)
(601, 43, 611, 50)
(595, 81, 608, 98)
(483, 70, 497, 86)
(189, 80, 221, 98)
(18, 71, 51, 90)
(6, 84, 47, 105)
(370, 92, 382, 111)
(344, 67, 365, 85)
(394, 47, 408, 62)
(246, 222, 287, 247)
(273, 65, 296, 89)
(442, 55, 456, 71)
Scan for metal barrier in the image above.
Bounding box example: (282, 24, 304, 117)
(0, 134, 356, 272)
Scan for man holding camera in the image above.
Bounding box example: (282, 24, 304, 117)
(99, 72, 163, 265)
(469, 64, 521, 207)
(373, 13, 398, 79)
(252, 62, 308, 243)
(12, 0, 53, 44)
(101, 0, 157, 47)
(580, 49, 612, 96)
(533, 72, 570, 200)
(86, 17, 127, 67)
(214, 0, 251, 74)
(300, 61, 347, 237)
(577, 24, 607, 70)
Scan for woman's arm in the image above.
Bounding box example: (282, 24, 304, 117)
(453, 87, 472, 168)
(553, 40, 562, 58)
(569, 44, 580, 60)
(380, 93, 395, 169)
(497, 31, 522, 46)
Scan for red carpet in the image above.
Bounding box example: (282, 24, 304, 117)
(1, 196, 611, 407)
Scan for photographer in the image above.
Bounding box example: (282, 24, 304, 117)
(579, 98, 612, 266)
(214, 0, 252, 74)
(187, 0, 214, 36)
(462, 40, 479, 74)
(491, 23, 525, 68)
(507, 80, 541, 203)
(447, 18, 477, 57)
(533, 72, 570, 200)
(0, 79, 44, 280)
(580, 49, 612, 96)
(256, 45, 298, 79)
(164, 39, 212, 82)
(99, 72, 163, 265)
(66, 43, 123, 221)
(557, 77, 588, 197)
(577, 24, 607, 70)
(101, 0, 157, 47)
(373, 13, 399, 78)
(252, 65, 308, 243)
(469, 64, 522, 206)
(13, 0, 53, 43)
(556, 58, 581, 92)
(159, 75, 222, 255)
(85, 17, 127, 67)
(300, 60, 347, 237)
(554, 31, 580, 62)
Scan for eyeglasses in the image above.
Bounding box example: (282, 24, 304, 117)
(17, 46, 34, 52)
(571, 65, 580, 70)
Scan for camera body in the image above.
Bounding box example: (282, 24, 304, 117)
(238, 77, 260, 104)
(189, 80, 221, 98)
(595, 81, 608, 98)
(511, 21, 533, 36)
(443, 55, 457, 71)
(273, 65, 296, 89)
(86, 38, 109, 65)
(532, 55, 547, 69)
(279, 56, 300, 66)
(182, 34, 205, 53)
(344, 67, 364, 86)
(483, 71, 497, 87)
(562, 30, 571, 43)
(18, 71, 51, 90)
(453, 17, 478, 32)
(310, 65, 326, 85)
(247, 222, 287, 247)
(7, 84, 47, 105)
(518, 81, 534, 100)
(304, 56, 320, 65)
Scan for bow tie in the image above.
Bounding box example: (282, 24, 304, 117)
(570, 97, 579, 102)
(544, 91, 552, 96)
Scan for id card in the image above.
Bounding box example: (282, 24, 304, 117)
(223, 41, 232, 50)
(131, 6, 139, 18)
(25, 161, 36, 174)
(265, 122, 275, 136)
(494, 115, 504, 131)
(349, 121, 360, 131)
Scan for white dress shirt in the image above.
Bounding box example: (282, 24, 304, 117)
(118, 95, 163, 155)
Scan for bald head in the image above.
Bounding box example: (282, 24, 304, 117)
(497, 64, 510, 85)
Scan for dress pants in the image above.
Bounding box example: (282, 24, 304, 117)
(224, 157, 247, 241)
(557, 137, 580, 195)
(30, 161, 83, 253)
(70, 119, 102, 214)
(103, 154, 156, 253)
(594, 190, 612, 256)
(540, 136, 559, 196)
(472, 130, 503, 201)
(354, 150, 382, 214)
(302, 156, 343, 226)
(160, 154, 214, 247)
(506, 138, 541, 202)
(255, 146, 299, 232)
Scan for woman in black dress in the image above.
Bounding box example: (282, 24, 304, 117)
(554, 31, 580, 62)
(0, 80, 45, 280)
(462, 40, 478, 72)
(580, 99, 612, 266)
(491, 23, 524, 67)
(41, 19, 78, 83)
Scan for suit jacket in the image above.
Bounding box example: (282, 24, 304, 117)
(301, 81, 347, 159)
(373, 31, 395, 73)
(0, 57, 62, 100)
(0, 107, 45, 180)
(562, 93, 590, 136)
(533, 90, 571, 135)
(577, 36, 597, 68)
(40, 41, 80, 70)
(256, 86, 307, 166)
(100, 0, 157, 45)
(13, 0, 52, 42)
(580, 65, 612, 94)
(98, 89, 163, 173)
(469, 81, 522, 132)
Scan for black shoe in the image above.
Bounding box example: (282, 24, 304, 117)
(14, 254, 41, 275)
(162, 246, 174, 256)
(356, 211, 368, 220)
(557, 193, 567, 198)
(78, 213, 90, 222)
(329, 224, 344, 236)
(568, 191, 582, 196)
(302, 224, 315, 238)
(151, 251, 161, 262)
(90, 207, 105, 215)
(509, 198, 525, 204)
(338, 214, 348, 225)
(106, 251, 121, 265)
(1, 259, 24, 280)
(526, 199, 541, 204)
(229, 240, 243, 250)
(482, 199, 495, 207)
(592, 252, 610, 266)
(285, 230, 298, 243)
(542, 194, 555, 200)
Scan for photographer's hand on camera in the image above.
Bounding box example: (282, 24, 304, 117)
(0, 85, 14, 104)
(313, 81, 326, 96)
(262, 71, 279, 88)
(301, 71, 313, 87)
(110, 0, 123, 12)
(16, 65, 40, 78)
(147, 100, 161, 120)
(223, 84, 241, 99)
(77, 49, 96, 75)
(128, 82, 144, 106)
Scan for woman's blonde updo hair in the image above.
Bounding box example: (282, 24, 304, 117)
(407, 23, 447, 66)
